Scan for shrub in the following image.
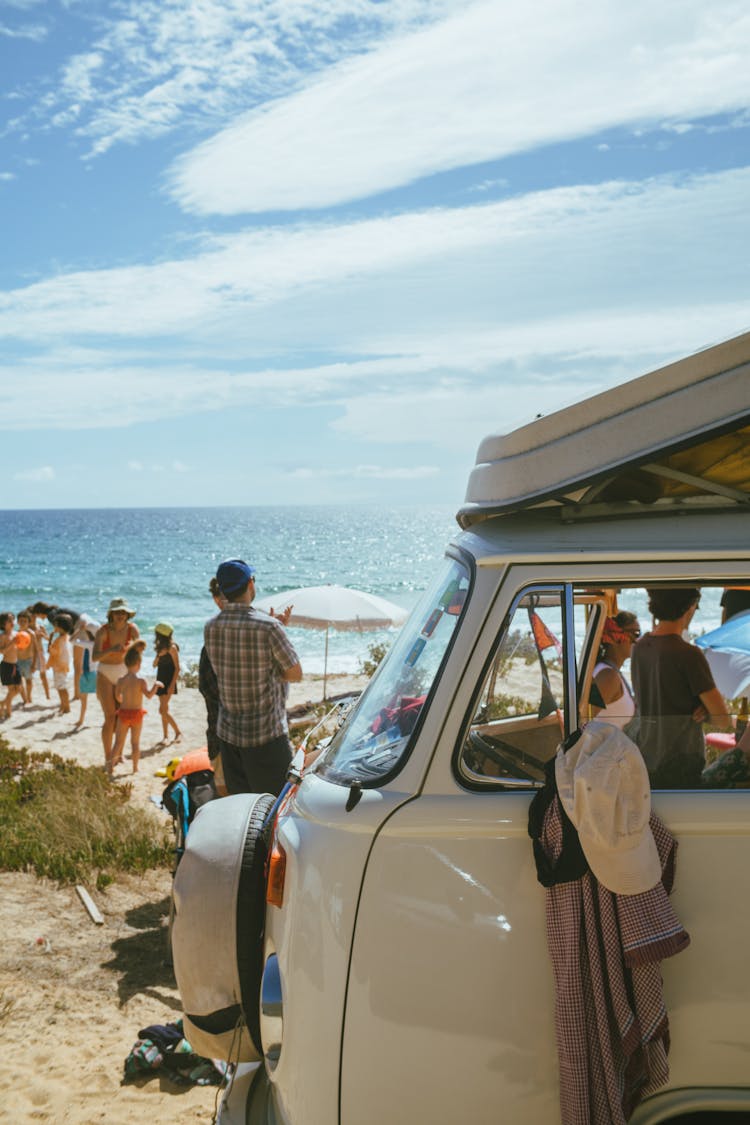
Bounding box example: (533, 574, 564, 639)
(180, 660, 200, 689)
(487, 694, 535, 720)
(359, 641, 388, 678)
(0, 741, 172, 885)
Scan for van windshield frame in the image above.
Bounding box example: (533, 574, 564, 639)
(313, 556, 471, 787)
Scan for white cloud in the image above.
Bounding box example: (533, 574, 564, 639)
(170, 0, 750, 213)
(326, 303, 750, 450)
(60, 52, 104, 104)
(0, 21, 47, 41)
(0, 298, 746, 438)
(0, 172, 16, 181)
(662, 122, 694, 135)
(469, 178, 509, 193)
(127, 460, 144, 471)
(1, 166, 748, 345)
(13, 465, 55, 481)
(13, 0, 446, 158)
(0, 168, 747, 440)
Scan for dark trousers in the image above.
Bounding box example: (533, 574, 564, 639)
(217, 732, 293, 797)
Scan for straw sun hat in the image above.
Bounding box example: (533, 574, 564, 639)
(107, 597, 136, 618)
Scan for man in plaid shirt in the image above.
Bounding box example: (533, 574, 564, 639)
(204, 558, 302, 796)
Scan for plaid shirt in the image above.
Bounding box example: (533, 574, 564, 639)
(204, 604, 300, 748)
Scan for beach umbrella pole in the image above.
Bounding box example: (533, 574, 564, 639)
(323, 627, 329, 702)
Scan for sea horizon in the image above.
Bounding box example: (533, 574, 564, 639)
(0, 504, 457, 673)
(0, 503, 726, 676)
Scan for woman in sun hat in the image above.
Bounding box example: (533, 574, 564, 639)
(153, 622, 181, 744)
(92, 598, 140, 765)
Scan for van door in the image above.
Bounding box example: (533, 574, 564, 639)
(340, 581, 572, 1125)
(342, 569, 750, 1124)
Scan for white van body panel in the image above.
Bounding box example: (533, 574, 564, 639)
(341, 791, 558, 1124)
(263, 776, 415, 1125)
(341, 790, 750, 1124)
(656, 795, 750, 1087)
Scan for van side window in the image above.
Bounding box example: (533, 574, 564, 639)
(459, 590, 566, 787)
(459, 580, 748, 792)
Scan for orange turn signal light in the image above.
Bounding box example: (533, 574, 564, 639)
(266, 842, 287, 908)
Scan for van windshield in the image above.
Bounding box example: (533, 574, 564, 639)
(316, 558, 470, 786)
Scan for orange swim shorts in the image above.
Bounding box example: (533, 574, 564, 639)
(118, 707, 147, 729)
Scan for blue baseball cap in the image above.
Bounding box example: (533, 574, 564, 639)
(216, 558, 256, 595)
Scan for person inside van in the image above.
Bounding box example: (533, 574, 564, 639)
(720, 586, 750, 623)
(630, 588, 730, 788)
(589, 611, 640, 729)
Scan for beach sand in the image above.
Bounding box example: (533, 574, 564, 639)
(0, 673, 367, 1124)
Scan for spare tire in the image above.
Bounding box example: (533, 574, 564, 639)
(171, 792, 275, 1061)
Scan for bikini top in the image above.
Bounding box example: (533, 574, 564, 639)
(101, 623, 136, 652)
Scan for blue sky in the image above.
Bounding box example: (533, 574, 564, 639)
(1, 0, 749, 510)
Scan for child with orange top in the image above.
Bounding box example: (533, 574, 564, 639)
(110, 641, 162, 775)
(15, 610, 34, 704)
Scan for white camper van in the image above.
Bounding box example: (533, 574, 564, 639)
(174, 331, 750, 1125)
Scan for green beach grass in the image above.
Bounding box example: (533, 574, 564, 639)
(0, 738, 172, 886)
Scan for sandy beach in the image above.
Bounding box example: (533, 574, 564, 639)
(0, 674, 369, 809)
(0, 673, 367, 1124)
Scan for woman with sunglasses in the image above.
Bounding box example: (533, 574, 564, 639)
(589, 611, 641, 729)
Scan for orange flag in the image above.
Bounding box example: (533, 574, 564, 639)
(530, 612, 562, 658)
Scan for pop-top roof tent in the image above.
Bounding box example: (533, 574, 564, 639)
(458, 330, 750, 528)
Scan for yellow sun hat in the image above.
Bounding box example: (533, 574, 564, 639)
(155, 756, 182, 780)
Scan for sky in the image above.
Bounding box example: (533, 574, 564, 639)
(1, 0, 749, 510)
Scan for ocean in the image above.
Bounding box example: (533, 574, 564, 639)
(0, 504, 725, 675)
(0, 506, 457, 674)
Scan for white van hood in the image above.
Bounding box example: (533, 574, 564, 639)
(459, 330, 750, 527)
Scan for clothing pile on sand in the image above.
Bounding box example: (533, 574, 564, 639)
(123, 1018, 228, 1087)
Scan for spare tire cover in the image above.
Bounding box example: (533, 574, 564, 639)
(172, 791, 275, 1062)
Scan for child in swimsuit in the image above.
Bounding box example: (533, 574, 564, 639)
(27, 607, 51, 700)
(153, 623, 182, 744)
(0, 612, 21, 719)
(110, 641, 162, 775)
(47, 616, 73, 715)
(15, 611, 34, 704)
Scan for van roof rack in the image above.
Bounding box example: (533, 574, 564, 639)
(457, 330, 750, 528)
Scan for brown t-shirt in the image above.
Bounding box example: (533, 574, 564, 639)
(631, 632, 716, 786)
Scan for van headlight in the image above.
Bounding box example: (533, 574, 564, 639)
(260, 953, 283, 1069)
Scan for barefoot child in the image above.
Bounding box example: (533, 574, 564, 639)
(47, 616, 73, 715)
(0, 613, 22, 719)
(27, 607, 51, 700)
(74, 619, 99, 730)
(110, 641, 162, 775)
(15, 611, 34, 704)
(153, 623, 182, 744)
